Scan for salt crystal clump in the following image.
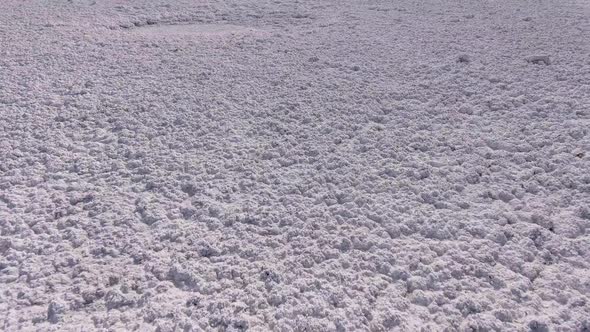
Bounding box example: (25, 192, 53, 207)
(526, 55, 551, 65)
(47, 300, 67, 323)
(457, 54, 471, 63)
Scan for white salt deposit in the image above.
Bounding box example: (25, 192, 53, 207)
(132, 24, 259, 37)
(0, 0, 589, 331)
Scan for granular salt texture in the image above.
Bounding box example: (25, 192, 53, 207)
(0, 0, 589, 330)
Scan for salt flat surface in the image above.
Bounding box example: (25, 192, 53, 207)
(132, 24, 260, 37)
(0, 0, 589, 331)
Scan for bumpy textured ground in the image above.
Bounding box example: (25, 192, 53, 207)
(1, 0, 589, 331)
